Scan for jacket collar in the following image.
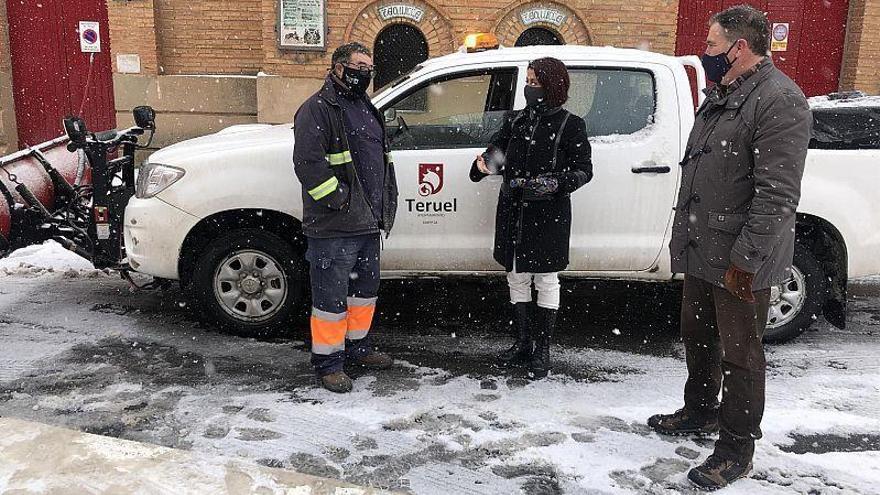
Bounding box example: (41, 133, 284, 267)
(703, 58, 774, 110)
(318, 75, 343, 106)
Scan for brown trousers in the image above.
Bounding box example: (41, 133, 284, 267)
(681, 275, 771, 460)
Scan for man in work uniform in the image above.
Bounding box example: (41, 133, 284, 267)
(293, 42, 398, 393)
(647, 5, 811, 490)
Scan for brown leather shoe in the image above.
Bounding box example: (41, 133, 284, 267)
(688, 453, 753, 490)
(648, 407, 719, 436)
(349, 351, 393, 370)
(320, 371, 353, 393)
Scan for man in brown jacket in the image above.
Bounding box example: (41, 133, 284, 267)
(647, 5, 811, 490)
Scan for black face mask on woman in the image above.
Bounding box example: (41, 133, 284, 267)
(524, 86, 548, 110)
(341, 65, 372, 96)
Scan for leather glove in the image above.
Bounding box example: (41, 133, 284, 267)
(528, 175, 559, 196)
(510, 175, 559, 196)
(724, 264, 756, 303)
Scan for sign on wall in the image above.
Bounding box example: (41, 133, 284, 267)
(79, 20, 101, 53)
(278, 0, 327, 51)
(377, 5, 425, 23)
(771, 22, 789, 52)
(520, 7, 567, 27)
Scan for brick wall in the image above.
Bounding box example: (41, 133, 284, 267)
(259, 0, 679, 78)
(841, 0, 880, 95)
(107, 0, 161, 75)
(104, 0, 680, 78)
(154, 0, 264, 75)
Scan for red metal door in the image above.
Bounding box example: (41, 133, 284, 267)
(795, 0, 849, 97)
(7, 0, 115, 149)
(675, 1, 848, 97)
(675, 0, 724, 60)
(764, 1, 804, 89)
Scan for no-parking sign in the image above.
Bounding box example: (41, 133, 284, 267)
(771, 22, 789, 52)
(79, 21, 101, 53)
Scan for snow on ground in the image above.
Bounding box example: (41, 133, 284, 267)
(1, 243, 879, 493)
(0, 240, 95, 274)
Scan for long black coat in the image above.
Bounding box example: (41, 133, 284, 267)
(471, 107, 592, 273)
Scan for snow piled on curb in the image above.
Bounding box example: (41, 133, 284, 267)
(0, 241, 97, 275)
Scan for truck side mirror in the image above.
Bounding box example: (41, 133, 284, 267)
(133, 105, 156, 130)
(383, 108, 397, 124)
(63, 116, 88, 145)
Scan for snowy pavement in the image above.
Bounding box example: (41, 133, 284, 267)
(0, 244, 879, 494)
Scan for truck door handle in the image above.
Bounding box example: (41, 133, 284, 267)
(631, 165, 671, 174)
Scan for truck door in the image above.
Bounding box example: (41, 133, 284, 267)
(378, 66, 519, 271)
(562, 64, 681, 272)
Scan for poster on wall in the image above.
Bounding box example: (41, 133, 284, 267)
(771, 22, 789, 52)
(278, 0, 327, 51)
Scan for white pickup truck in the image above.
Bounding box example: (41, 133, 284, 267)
(124, 44, 880, 343)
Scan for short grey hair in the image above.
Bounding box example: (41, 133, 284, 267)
(710, 4, 771, 56)
(331, 42, 372, 68)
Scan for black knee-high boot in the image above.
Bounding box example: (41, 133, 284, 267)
(529, 306, 557, 378)
(497, 302, 532, 365)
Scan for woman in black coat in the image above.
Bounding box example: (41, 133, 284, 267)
(471, 57, 593, 378)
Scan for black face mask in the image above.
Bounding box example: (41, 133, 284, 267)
(701, 42, 737, 84)
(524, 86, 547, 110)
(341, 65, 372, 96)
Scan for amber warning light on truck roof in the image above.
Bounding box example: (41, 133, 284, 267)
(462, 33, 499, 52)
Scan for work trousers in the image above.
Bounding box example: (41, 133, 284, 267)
(680, 275, 771, 461)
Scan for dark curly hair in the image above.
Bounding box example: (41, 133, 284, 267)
(528, 57, 570, 108)
(332, 42, 372, 68)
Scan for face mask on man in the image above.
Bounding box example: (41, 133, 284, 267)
(524, 85, 547, 109)
(341, 65, 372, 96)
(701, 41, 738, 84)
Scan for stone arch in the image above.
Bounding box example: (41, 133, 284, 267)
(493, 0, 592, 47)
(345, 0, 457, 57)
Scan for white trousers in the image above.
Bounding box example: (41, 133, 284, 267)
(507, 259, 560, 310)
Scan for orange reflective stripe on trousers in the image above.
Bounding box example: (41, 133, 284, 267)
(346, 296, 376, 340)
(311, 307, 346, 355)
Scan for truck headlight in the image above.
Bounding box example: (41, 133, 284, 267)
(136, 163, 185, 199)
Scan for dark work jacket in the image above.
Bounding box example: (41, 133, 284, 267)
(293, 76, 399, 238)
(471, 107, 593, 273)
(670, 59, 811, 289)
(338, 91, 385, 222)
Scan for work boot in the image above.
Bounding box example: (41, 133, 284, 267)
(497, 302, 532, 366)
(320, 371, 353, 393)
(349, 350, 394, 370)
(647, 407, 719, 436)
(528, 306, 556, 379)
(687, 453, 753, 490)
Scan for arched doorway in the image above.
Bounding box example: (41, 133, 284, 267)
(373, 23, 429, 91)
(515, 27, 564, 46)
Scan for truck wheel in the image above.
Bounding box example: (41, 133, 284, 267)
(191, 229, 307, 337)
(763, 243, 826, 344)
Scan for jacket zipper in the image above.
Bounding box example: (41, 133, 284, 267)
(514, 112, 541, 255)
(336, 106, 378, 228)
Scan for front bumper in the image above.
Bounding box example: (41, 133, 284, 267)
(124, 197, 201, 280)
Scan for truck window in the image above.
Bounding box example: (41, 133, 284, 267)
(566, 68, 656, 137)
(386, 68, 517, 150)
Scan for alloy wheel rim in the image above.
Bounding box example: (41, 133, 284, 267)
(766, 265, 807, 329)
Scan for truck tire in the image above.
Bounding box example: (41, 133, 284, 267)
(763, 243, 826, 343)
(191, 228, 307, 337)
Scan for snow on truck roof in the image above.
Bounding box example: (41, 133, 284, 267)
(420, 45, 679, 68)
